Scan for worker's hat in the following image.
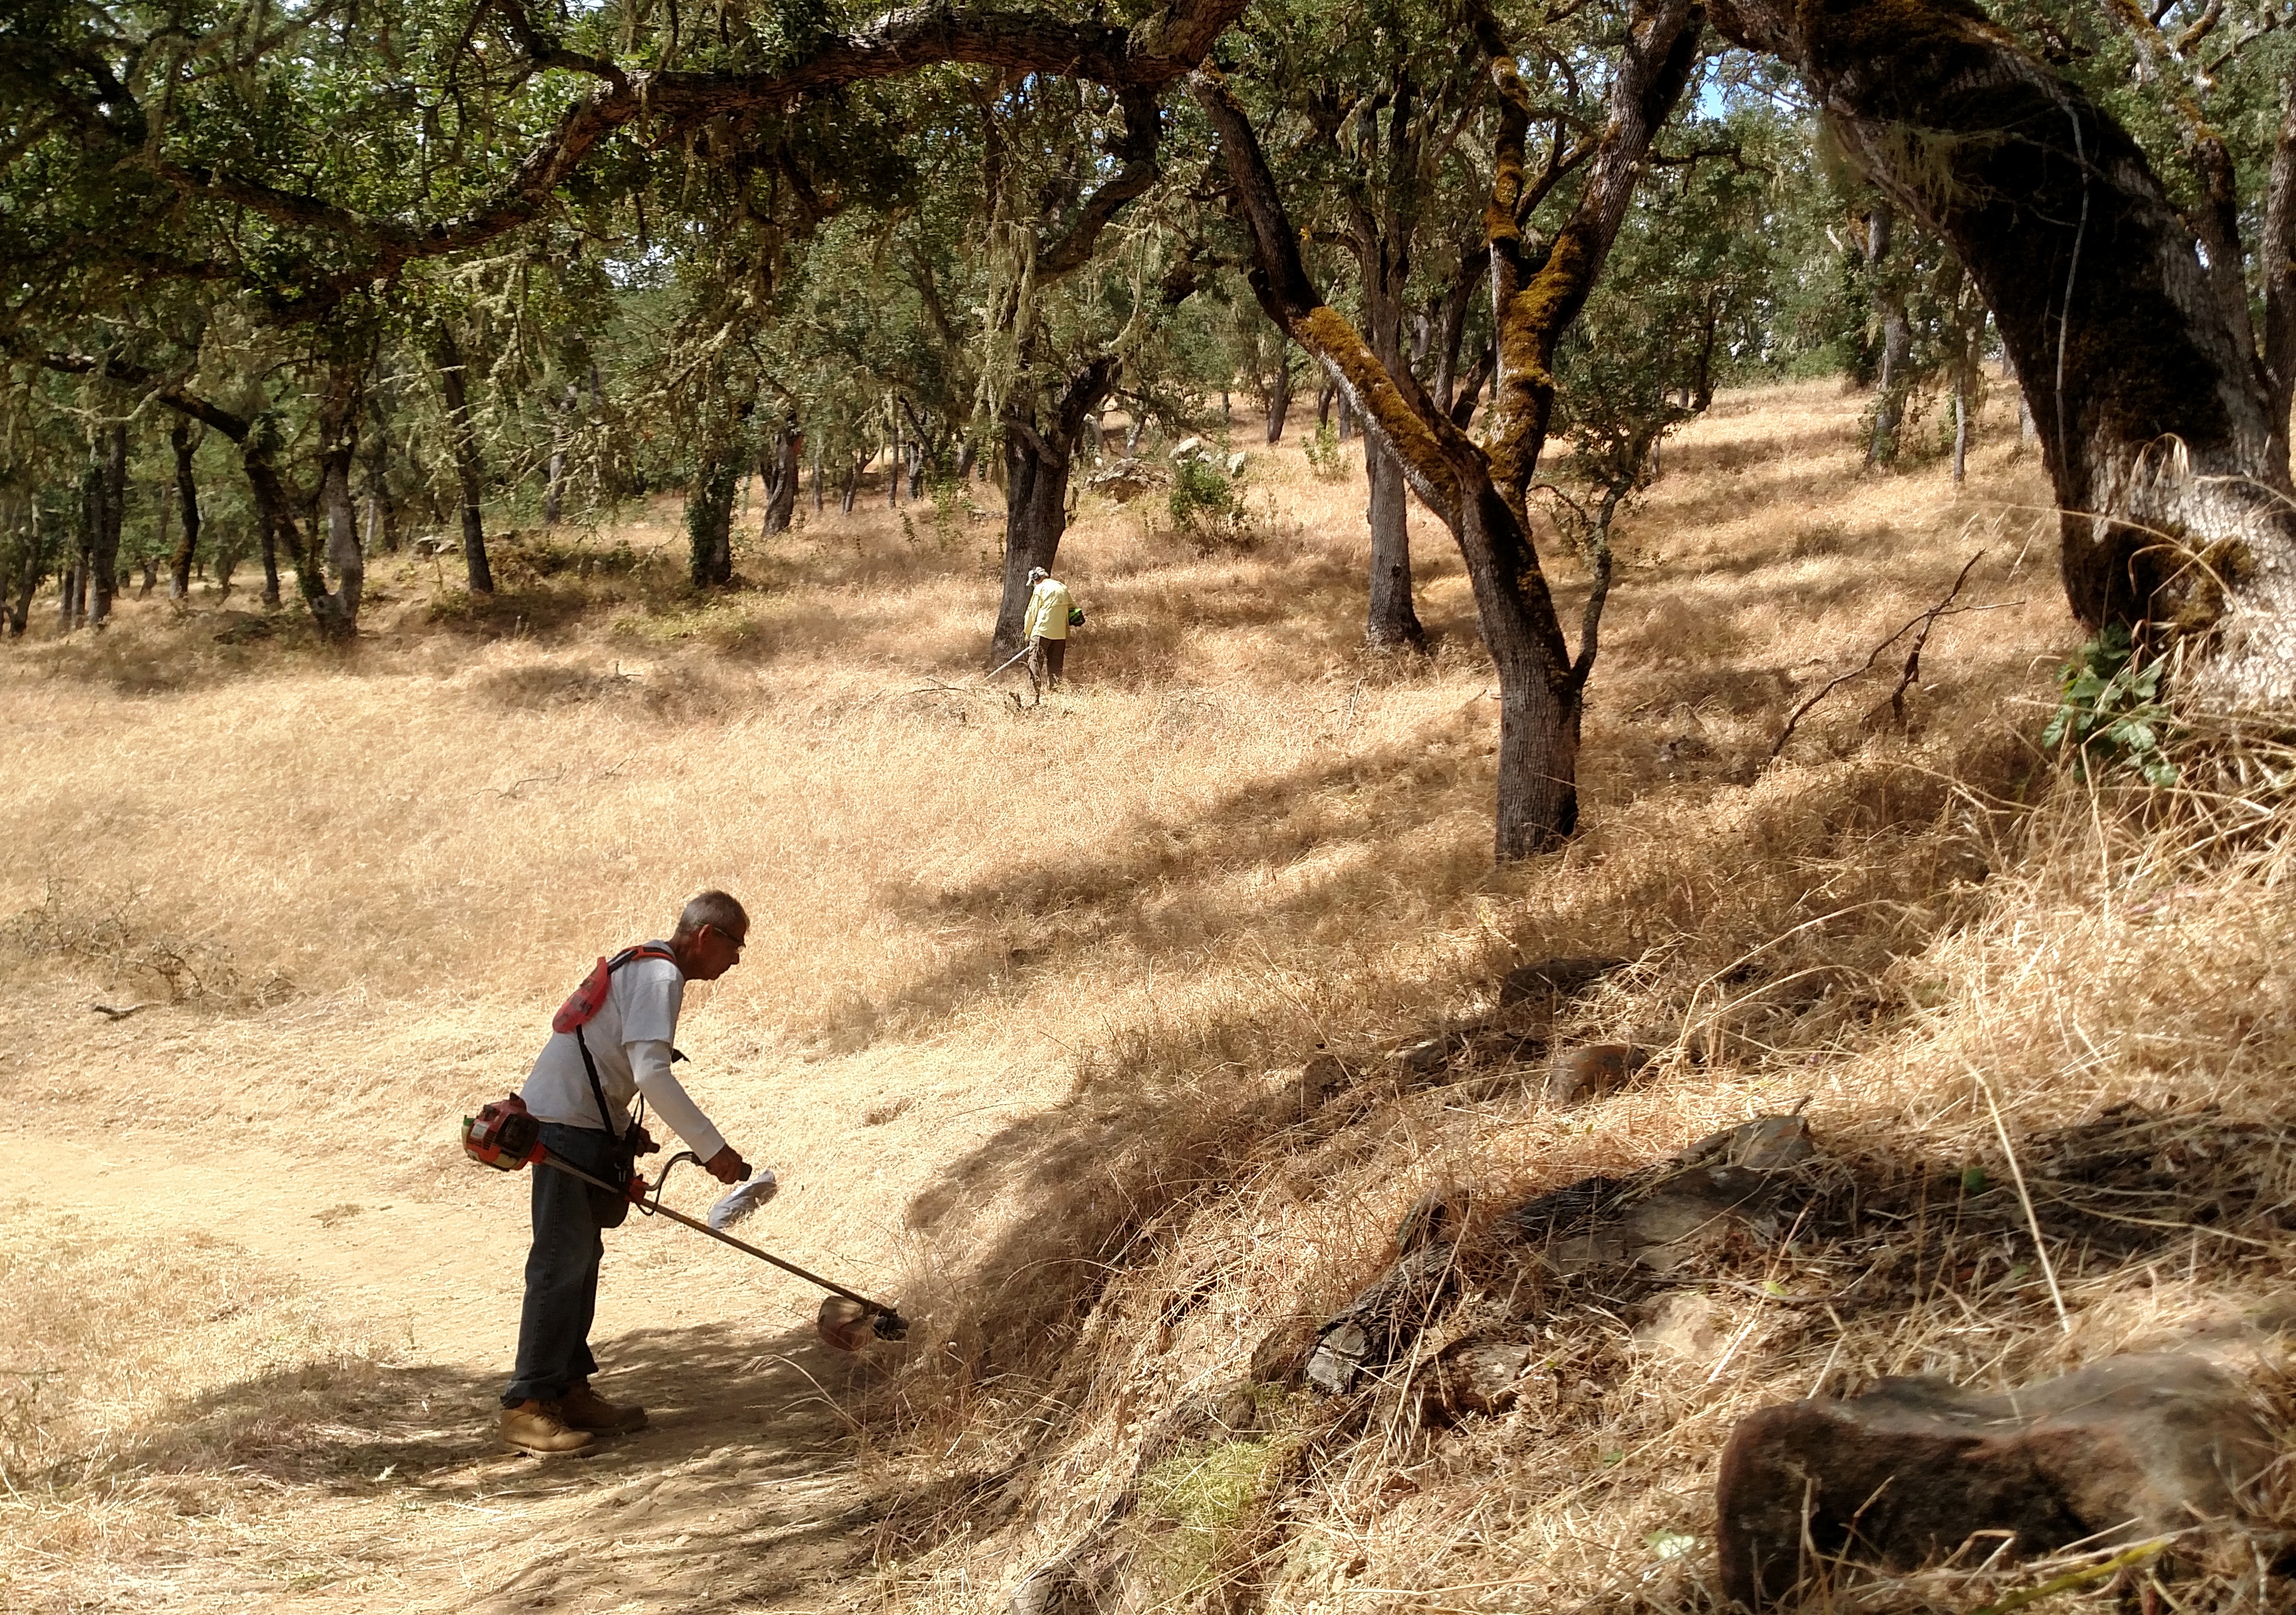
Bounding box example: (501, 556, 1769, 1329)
(1027, 567, 1048, 584)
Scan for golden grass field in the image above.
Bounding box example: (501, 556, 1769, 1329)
(7, 377, 2294, 1613)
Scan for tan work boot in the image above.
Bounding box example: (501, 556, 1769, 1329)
(559, 1380, 648, 1434)
(500, 1398, 594, 1455)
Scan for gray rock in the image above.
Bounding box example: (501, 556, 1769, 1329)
(1391, 1037, 1449, 1075)
(1430, 1336, 1540, 1417)
(1302, 1114, 1819, 1395)
(1083, 458, 1166, 503)
(1716, 1353, 2275, 1608)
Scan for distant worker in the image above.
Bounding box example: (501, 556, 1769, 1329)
(499, 891, 754, 1456)
(1022, 565, 1082, 703)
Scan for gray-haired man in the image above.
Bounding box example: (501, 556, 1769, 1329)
(499, 891, 753, 1455)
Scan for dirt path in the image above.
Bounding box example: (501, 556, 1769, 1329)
(6, 1119, 889, 1614)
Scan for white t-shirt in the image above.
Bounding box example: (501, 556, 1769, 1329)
(520, 943, 728, 1161)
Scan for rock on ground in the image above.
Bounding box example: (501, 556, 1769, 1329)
(1715, 1352, 2275, 1608)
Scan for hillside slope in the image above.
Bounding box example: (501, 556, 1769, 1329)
(11, 381, 2281, 1613)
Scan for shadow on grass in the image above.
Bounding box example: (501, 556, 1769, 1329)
(854, 717, 1493, 1045)
(892, 741, 2019, 1393)
(138, 1315, 894, 1611)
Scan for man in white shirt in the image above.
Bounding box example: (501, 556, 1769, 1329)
(500, 891, 753, 1455)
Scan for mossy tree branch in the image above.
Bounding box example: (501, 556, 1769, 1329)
(1192, 0, 1701, 858)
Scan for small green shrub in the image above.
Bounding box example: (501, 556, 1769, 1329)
(2041, 625, 2178, 787)
(1303, 419, 1347, 478)
(1168, 455, 1239, 530)
(1133, 1438, 1275, 1596)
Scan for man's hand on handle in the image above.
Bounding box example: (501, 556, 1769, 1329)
(704, 1146, 750, 1184)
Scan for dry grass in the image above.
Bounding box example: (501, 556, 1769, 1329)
(19, 376, 2272, 1612)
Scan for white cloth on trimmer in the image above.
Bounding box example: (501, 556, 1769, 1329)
(708, 1168, 779, 1231)
(520, 942, 728, 1161)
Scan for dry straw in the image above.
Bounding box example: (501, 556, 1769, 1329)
(15, 381, 2291, 1612)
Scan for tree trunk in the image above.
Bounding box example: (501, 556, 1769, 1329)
(989, 357, 1119, 660)
(545, 381, 578, 524)
(1709, 0, 2296, 711)
(259, 504, 281, 607)
(1358, 198, 1428, 652)
(687, 442, 739, 587)
(1953, 365, 1969, 485)
(7, 509, 40, 634)
(888, 414, 901, 507)
(432, 328, 494, 594)
(169, 420, 201, 599)
(90, 420, 126, 625)
(1266, 344, 1293, 443)
(1864, 205, 1911, 467)
(1336, 390, 1355, 442)
(151, 477, 172, 600)
(760, 422, 800, 538)
(1364, 440, 1425, 648)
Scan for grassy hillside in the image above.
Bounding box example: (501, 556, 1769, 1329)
(9, 379, 2287, 1612)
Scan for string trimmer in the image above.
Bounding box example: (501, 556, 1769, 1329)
(462, 1095, 907, 1350)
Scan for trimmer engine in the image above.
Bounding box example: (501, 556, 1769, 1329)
(464, 1094, 545, 1171)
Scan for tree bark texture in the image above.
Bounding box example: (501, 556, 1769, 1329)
(168, 420, 201, 599)
(545, 381, 578, 524)
(1196, 0, 1699, 858)
(1709, 0, 2296, 714)
(760, 422, 800, 537)
(1266, 342, 1292, 443)
(687, 444, 739, 587)
(90, 420, 126, 625)
(319, 372, 365, 628)
(258, 503, 281, 607)
(1354, 154, 1429, 653)
(1364, 440, 1424, 648)
(990, 357, 1118, 660)
(6, 515, 39, 634)
(1863, 204, 1911, 466)
(433, 329, 495, 594)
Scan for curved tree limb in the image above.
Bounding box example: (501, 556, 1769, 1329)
(26, 0, 1250, 313)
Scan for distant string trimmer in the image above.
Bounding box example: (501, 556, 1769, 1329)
(463, 1095, 907, 1350)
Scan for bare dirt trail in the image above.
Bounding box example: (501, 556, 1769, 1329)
(5, 1116, 895, 1614)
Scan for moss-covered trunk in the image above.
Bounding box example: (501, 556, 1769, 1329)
(686, 445, 739, 589)
(1710, 0, 2296, 713)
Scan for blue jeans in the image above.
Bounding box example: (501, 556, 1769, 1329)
(502, 1122, 617, 1407)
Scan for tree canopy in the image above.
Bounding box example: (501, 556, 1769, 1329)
(11, 0, 2296, 855)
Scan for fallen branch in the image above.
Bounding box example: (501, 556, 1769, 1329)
(1768, 551, 1992, 760)
(89, 1001, 156, 1020)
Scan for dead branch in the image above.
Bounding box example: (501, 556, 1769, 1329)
(1768, 551, 1988, 761)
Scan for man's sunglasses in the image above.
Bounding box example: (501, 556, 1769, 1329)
(707, 924, 748, 950)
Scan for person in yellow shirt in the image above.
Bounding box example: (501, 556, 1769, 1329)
(1021, 566, 1079, 702)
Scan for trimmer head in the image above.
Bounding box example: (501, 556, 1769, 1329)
(817, 1296, 907, 1351)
